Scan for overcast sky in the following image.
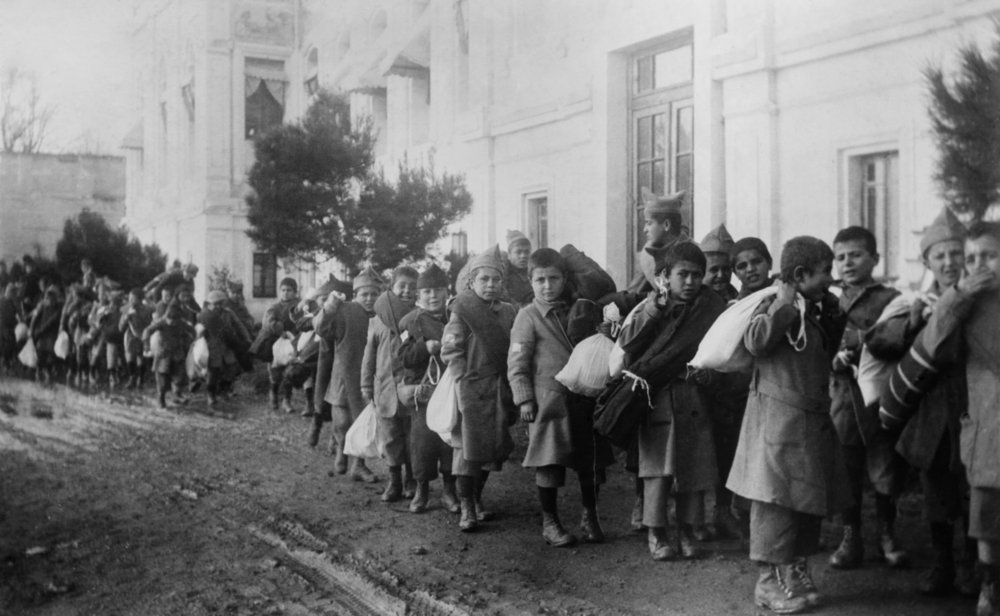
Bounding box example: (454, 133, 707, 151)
(0, 0, 134, 154)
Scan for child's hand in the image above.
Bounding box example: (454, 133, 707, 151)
(688, 368, 712, 385)
(832, 348, 855, 372)
(519, 401, 536, 423)
(958, 270, 996, 296)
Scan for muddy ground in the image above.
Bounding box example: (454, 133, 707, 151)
(0, 375, 977, 615)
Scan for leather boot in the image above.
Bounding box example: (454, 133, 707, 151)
(579, 508, 605, 543)
(877, 520, 909, 568)
(647, 526, 677, 561)
(978, 564, 1000, 616)
(921, 522, 955, 596)
(408, 481, 429, 513)
(630, 495, 644, 533)
(754, 564, 809, 614)
(785, 557, 823, 607)
(440, 474, 460, 513)
(301, 389, 316, 417)
(459, 497, 478, 532)
(350, 457, 377, 483)
(542, 512, 576, 547)
(828, 524, 863, 569)
(307, 416, 323, 448)
(381, 467, 403, 502)
(678, 523, 701, 559)
(474, 479, 494, 522)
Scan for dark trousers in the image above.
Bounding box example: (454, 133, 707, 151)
(409, 404, 453, 481)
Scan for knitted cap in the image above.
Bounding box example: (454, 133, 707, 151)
(505, 229, 530, 250)
(700, 223, 735, 255)
(919, 207, 966, 256)
(466, 251, 504, 277)
(352, 266, 384, 291)
(417, 263, 450, 290)
(730, 237, 773, 266)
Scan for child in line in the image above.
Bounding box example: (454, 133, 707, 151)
(29, 286, 63, 384)
(119, 288, 153, 389)
(197, 290, 250, 406)
(508, 248, 607, 547)
(727, 236, 849, 614)
(143, 303, 195, 408)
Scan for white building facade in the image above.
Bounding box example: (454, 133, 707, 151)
(125, 0, 1000, 307)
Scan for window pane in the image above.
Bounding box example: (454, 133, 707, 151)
(652, 160, 665, 195)
(676, 154, 692, 193)
(636, 56, 653, 93)
(676, 105, 693, 153)
(653, 113, 666, 159)
(654, 45, 692, 89)
(637, 116, 652, 159)
(637, 162, 652, 194)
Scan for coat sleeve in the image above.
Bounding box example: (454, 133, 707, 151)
(920, 286, 976, 365)
(440, 313, 469, 378)
(744, 297, 799, 357)
(865, 311, 916, 361)
(399, 320, 431, 370)
(618, 297, 663, 355)
(360, 324, 379, 400)
(507, 310, 536, 406)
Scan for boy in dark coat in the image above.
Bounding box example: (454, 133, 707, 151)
(727, 236, 848, 613)
(29, 286, 63, 384)
(827, 226, 906, 570)
(197, 290, 250, 406)
(508, 248, 607, 547)
(251, 277, 304, 410)
(119, 288, 153, 389)
(143, 302, 195, 408)
(397, 264, 459, 514)
(502, 230, 534, 307)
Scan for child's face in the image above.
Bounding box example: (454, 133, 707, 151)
(733, 249, 770, 292)
(643, 213, 668, 246)
(796, 259, 834, 302)
(530, 266, 565, 303)
(471, 268, 503, 302)
(965, 234, 1000, 289)
(279, 284, 297, 302)
(508, 243, 531, 270)
(418, 287, 448, 313)
(354, 286, 380, 312)
(833, 239, 878, 287)
(661, 260, 703, 302)
(702, 253, 732, 294)
(392, 276, 418, 306)
(923, 240, 964, 289)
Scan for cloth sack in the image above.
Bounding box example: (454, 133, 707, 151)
(555, 333, 615, 397)
(593, 371, 654, 450)
(426, 364, 459, 445)
(18, 338, 38, 368)
(186, 338, 209, 380)
(560, 244, 616, 301)
(856, 294, 912, 407)
(54, 330, 72, 360)
(608, 299, 646, 378)
(14, 322, 28, 343)
(344, 402, 380, 458)
(149, 331, 162, 357)
(296, 330, 315, 353)
(271, 337, 296, 368)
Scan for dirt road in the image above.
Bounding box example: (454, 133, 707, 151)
(0, 377, 975, 615)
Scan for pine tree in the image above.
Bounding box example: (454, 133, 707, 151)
(925, 23, 1000, 223)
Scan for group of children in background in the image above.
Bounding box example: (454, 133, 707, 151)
(1, 193, 999, 616)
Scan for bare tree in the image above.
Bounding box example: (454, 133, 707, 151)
(1, 68, 55, 153)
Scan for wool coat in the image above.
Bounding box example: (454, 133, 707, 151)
(361, 292, 412, 419)
(30, 301, 62, 354)
(119, 304, 154, 362)
(319, 299, 372, 415)
(197, 307, 249, 369)
(617, 288, 724, 489)
(727, 295, 852, 517)
(249, 298, 302, 358)
(441, 292, 517, 465)
(143, 318, 195, 374)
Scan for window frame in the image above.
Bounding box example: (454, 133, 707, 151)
(523, 191, 549, 250)
(252, 252, 278, 298)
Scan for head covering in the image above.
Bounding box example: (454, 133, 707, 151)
(206, 290, 228, 304)
(730, 237, 773, 266)
(643, 189, 685, 217)
(317, 274, 352, 297)
(417, 263, 450, 290)
(467, 251, 504, 277)
(700, 223, 735, 255)
(505, 229, 530, 250)
(228, 279, 244, 294)
(920, 207, 967, 256)
(184, 263, 199, 275)
(352, 266, 384, 291)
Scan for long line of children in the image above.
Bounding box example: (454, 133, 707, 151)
(2, 192, 999, 615)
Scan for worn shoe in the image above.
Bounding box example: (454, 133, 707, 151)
(542, 512, 576, 547)
(403, 478, 416, 500)
(678, 524, 702, 559)
(755, 565, 809, 614)
(382, 467, 403, 502)
(307, 418, 323, 448)
(878, 526, 909, 568)
(332, 450, 348, 475)
(630, 496, 644, 533)
(408, 481, 429, 513)
(301, 400, 317, 417)
(579, 508, 605, 543)
(459, 497, 478, 532)
(350, 459, 377, 483)
(828, 525, 863, 569)
(692, 523, 715, 543)
(475, 499, 494, 522)
(440, 476, 460, 513)
(281, 399, 297, 414)
(648, 527, 678, 561)
(785, 557, 823, 607)
(269, 389, 279, 411)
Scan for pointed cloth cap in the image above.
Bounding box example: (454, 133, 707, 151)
(467, 251, 504, 277)
(417, 263, 450, 290)
(505, 229, 530, 250)
(352, 266, 384, 291)
(920, 207, 967, 256)
(316, 274, 352, 297)
(643, 189, 685, 217)
(700, 223, 734, 255)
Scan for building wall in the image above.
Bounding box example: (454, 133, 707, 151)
(0, 153, 125, 263)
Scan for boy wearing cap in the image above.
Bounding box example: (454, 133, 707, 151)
(728, 236, 848, 613)
(866, 207, 977, 595)
(198, 290, 251, 406)
(362, 266, 419, 502)
(397, 263, 460, 514)
(119, 288, 154, 389)
(502, 230, 534, 307)
(317, 267, 381, 481)
(307, 276, 352, 447)
(442, 252, 517, 532)
(827, 226, 907, 571)
(143, 302, 195, 408)
(700, 223, 738, 303)
(626, 190, 690, 294)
